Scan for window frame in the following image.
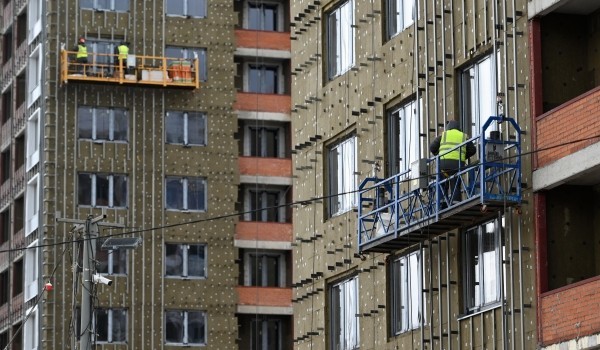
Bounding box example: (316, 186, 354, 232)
(462, 216, 504, 314)
(80, 0, 129, 12)
(94, 308, 128, 344)
(27, 45, 42, 107)
(78, 106, 129, 142)
(77, 172, 128, 208)
(164, 310, 207, 345)
(165, 243, 207, 279)
(385, 0, 415, 40)
(387, 98, 423, 176)
(460, 53, 499, 138)
(23, 306, 38, 350)
(165, 176, 207, 211)
(25, 174, 39, 235)
(24, 241, 39, 302)
(165, 111, 207, 146)
(244, 1, 284, 32)
(326, 0, 355, 80)
(243, 123, 286, 158)
(95, 241, 127, 276)
(329, 275, 359, 350)
(389, 249, 424, 335)
(243, 251, 286, 287)
(243, 187, 287, 223)
(165, 46, 208, 82)
(251, 316, 283, 350)
(26, 108, 40, 170)
(165, 0, 207, 18)
(327, 134, 357, 218)
(27, 0, 42, 43)
(244, 62, 284, 94)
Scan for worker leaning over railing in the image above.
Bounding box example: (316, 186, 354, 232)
(73, 37, 88, 75)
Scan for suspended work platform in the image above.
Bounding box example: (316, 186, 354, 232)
(60, 50, 200, 89)
(358, 116, 522, 253)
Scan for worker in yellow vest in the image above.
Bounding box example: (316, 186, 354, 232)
(430, 120, 476, 208)
(74, 37, 88, 74)
(114, 41, 129, 76)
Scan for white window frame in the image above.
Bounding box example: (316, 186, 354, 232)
(25, 174, 39, 235)
(244, 1, 284, 32)
(243, 251, 286, 287)
(165, 243, 207, 279)
(243, 187, 287, 222)
(23, 306, 38, 350)
(165, 0, 207, 18)
(386, 0, 415, 39)
(27, 45, 42, 107)
(387, 98, 423, 176)
(165, 176, 207, 211)
(461, 53, 499, 138)
(165, 46, 207, 82)
(26, 108, 40, 170)
(165, 111, 207, 146)
(24, 240, 39, 302)
(78, 106, 128, 142)
(27, 0, 42, 43)
(329, 276, 359, 350)
(165, 310, 207, 345)
(326, 0, 355, 80)
(78, 173, 128, 208)
(94, 308, 127, 343)
(95, 242, 127, 276)
(243, 124, 286, 158)
(328, 135, 357, 217)
(390, 250, 424, 334)
(80, 0, 129, 12)
(463, 216, 504, 313)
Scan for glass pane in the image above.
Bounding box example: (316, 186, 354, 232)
(112, 175, 127, 207)
(187, 312, 205, 344)
(187, 245, 205, 277)
(387, 0, 399, 38)
(264, 255, 279, 286)
(95, 240, 110, 274)
(78, 107, 93, 139)
(78, 173, 92, 205)
(113, 109, 128, 141)
(403, 0, 415, 29)
(339, 0, 354, 73)
(165, 46, 184, 59)
(248, 65, 261, 93)
(249, 254, 259, 285)
(166, 0, 184, 15)
(95, 174, 109, 207)
(96, 0, 110, 10)
(166, 177, 184, 210)
(187, 0, 206, 17)
(266, 319, 280, 349)
(263, 4, 278, 31)
(265, 128, 279, 157)
(96, 309, 109, 342)
(187, 178, 205, 210)
(482, 220, 499, 304)
(95, 108, 110, 140)
(114, 0, 129, 11)
(166, 112, 185, 144)
(262, 66, 277, 94)
(111, 309, 127, 342)
(407, 252, 420, 329)
(111, 249, 127, 275)
(187, 113, 206, 145)
(265, 192, 279, 222)
(165, 244, 184, 276)
(248, 3, 261, 30)
(466, 227, 480, 309)
(165, 310, 184, 343)
(80, 0, 94, 9)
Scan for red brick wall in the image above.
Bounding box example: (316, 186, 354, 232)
(237, 286, 292, 307)
(239, 157, 292, 178)
(235, 29, 291, 51)
(540, 276, 600, 345)
(235, 221, 292, 242)
(535, 86, 600, 169)
(234, 92, 291, 113)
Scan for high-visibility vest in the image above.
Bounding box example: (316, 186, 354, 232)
(118, 45, 128, 60)
(439, 129, 468, 161)
(77, 45, 88, 59)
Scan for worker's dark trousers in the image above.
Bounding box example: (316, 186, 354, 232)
(439, 159, 465, 206)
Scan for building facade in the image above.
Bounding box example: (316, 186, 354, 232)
(291, 0, 536, 349)
(0, 0, 292, 349)
(529, 0, 600, 349)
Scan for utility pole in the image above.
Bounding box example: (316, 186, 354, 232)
(57, 214, 125, 350)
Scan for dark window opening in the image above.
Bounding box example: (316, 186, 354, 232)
(15, 135, 25, 170)
(12, 259, 23, 296)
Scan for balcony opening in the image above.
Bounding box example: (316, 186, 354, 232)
(240, 184, 291, 223)
(540, 6, 600, 112)
(12, 259, 23, 296)
(234, 0, 290, 32)
(0, 329, 7, 349)
(237, 314, 292, 350)
(15, 134, 24, 170)
(0, 270, 8, 305)
(235, 57, 291, 95)
(239, 120, 290, 158)
(16, 12, 26, 46)
(11, 322, 22, 350)
(239, 249, 291, 287)
(14, 196, 24, 233)
(16, 72, 25, 110)
(2, 29, 12, 64)
(1, 90, 12, 124)
(545, 183, 600, 291)
(0, 209, 9, 244)
(0, 148, 10, 184)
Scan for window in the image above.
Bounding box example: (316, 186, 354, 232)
(80, 0, 129, 12)
(0, 210, 9, 244)
(326, 0, 355, 80)
(165, 310, 206, 345)
(15, 134, 25, 170)
(463, 217, 504, 312)
(0, 331, 7, 349)
(0, 270, 8, 305)
(387, 99, 422, 175)
(1, 91, 12, 124)
(95, 239, 127, 275)
(95, 308, 127, 343)
(2, 31, 12, 64)
(26, 108, 40, 170)
(460, 54, 498, 138)
(165, 111, 206, 146)
(25, 174, 39, 235)
(165, 176, 206, 211)
(165, 243, 206, 278)
(78, 106, 128, 142)
(245, 188, 287, 222)
(386, 0, 415, 39)
(1, 149, 10, 184)
(329, 276, 359, 350)
(23, 307, 38, 350)
(85, 39, 119, 73)
(246, 64, 281, 94)
(165, 46, 207, 82)
(166, 0, 206, 18)
(251, 316, 282, 350)
(244, 252, 285, 287)
(27, 0, 42, 42)
(25, 241, 39, 301)
(14, 196, 24, 232)
(28, 45, 42, 106)
(390, 250, 423, 334)
(244, 124, 286, 158)
(328, 135, 356, 217)
(78, 173, 128, 208)
(13, 259, 23, 296)
(247, 2, 280, 31)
